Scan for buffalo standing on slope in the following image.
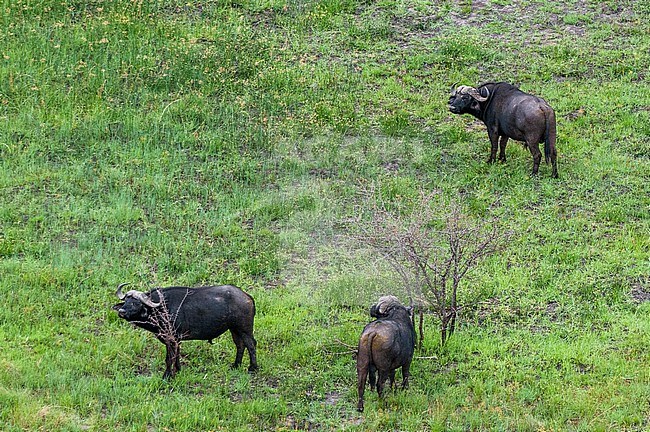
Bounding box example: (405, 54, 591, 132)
(448, 82, 558, 178)
(112, 283, 258, 379)
(356, 295, 415, 412)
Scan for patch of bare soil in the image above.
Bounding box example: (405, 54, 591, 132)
(630, 277, 650, 303)
(386, 0, 638, 46)
(545, 300, 560, 321)
(283, 415, 319, 431)
(324, 391, 343, 406)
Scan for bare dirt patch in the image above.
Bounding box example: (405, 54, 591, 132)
(383, 0, 638, 46)
(324, 390, 343, 406)
(283, 415, 319, 431)
(630, 277, 650, 303)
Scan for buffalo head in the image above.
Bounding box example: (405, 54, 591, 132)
(369, 295, 413, 319)
(448, 85, 490, 114)
(369, 295, 401, 318)
(112, 283, 161, 320)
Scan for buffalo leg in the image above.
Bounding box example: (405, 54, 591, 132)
(388, 370, 396, 390)
(376, 371, 389, 398)
(163, 341, 180, 379)
(529, 142, 542, 176)
(243, 333, 258, 372)
(174, 343, 181, 374)
(487, 129, 499, 163)
(401, 361, 411, 389)
(498, 136, 508, 162)
(230, 331, 245, 369)
(356, 364, 369, 412)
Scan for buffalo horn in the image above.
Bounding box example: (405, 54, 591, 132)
(475, 87, 490, 102)
(465, 86, 488, 102)
(134, 291, 162, 308)
(116, 283, 130, 300)
(455, 85, 488, 102)
(377, 295, 401, 314)
(450, 81, 459, 95)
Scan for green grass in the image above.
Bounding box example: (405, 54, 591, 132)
(1, 0, 649, 430)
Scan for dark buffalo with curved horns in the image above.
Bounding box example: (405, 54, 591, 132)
(112, 283, 258, 379)
(449, 82, 558, 178)
(356, 295, 415, 412)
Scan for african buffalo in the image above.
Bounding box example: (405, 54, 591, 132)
(449, 82, 558, 178)
(356, 295, 415, 412)
(113, 283, 258, 379)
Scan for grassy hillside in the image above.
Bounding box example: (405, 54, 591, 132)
(1, 0, 649, 430)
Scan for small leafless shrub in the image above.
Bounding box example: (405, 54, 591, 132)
(354, 187, 510, 347)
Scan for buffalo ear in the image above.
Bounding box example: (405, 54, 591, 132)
(112, 302, 124, 311)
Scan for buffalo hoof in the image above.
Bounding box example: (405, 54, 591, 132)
(248, 365, 259, 373)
